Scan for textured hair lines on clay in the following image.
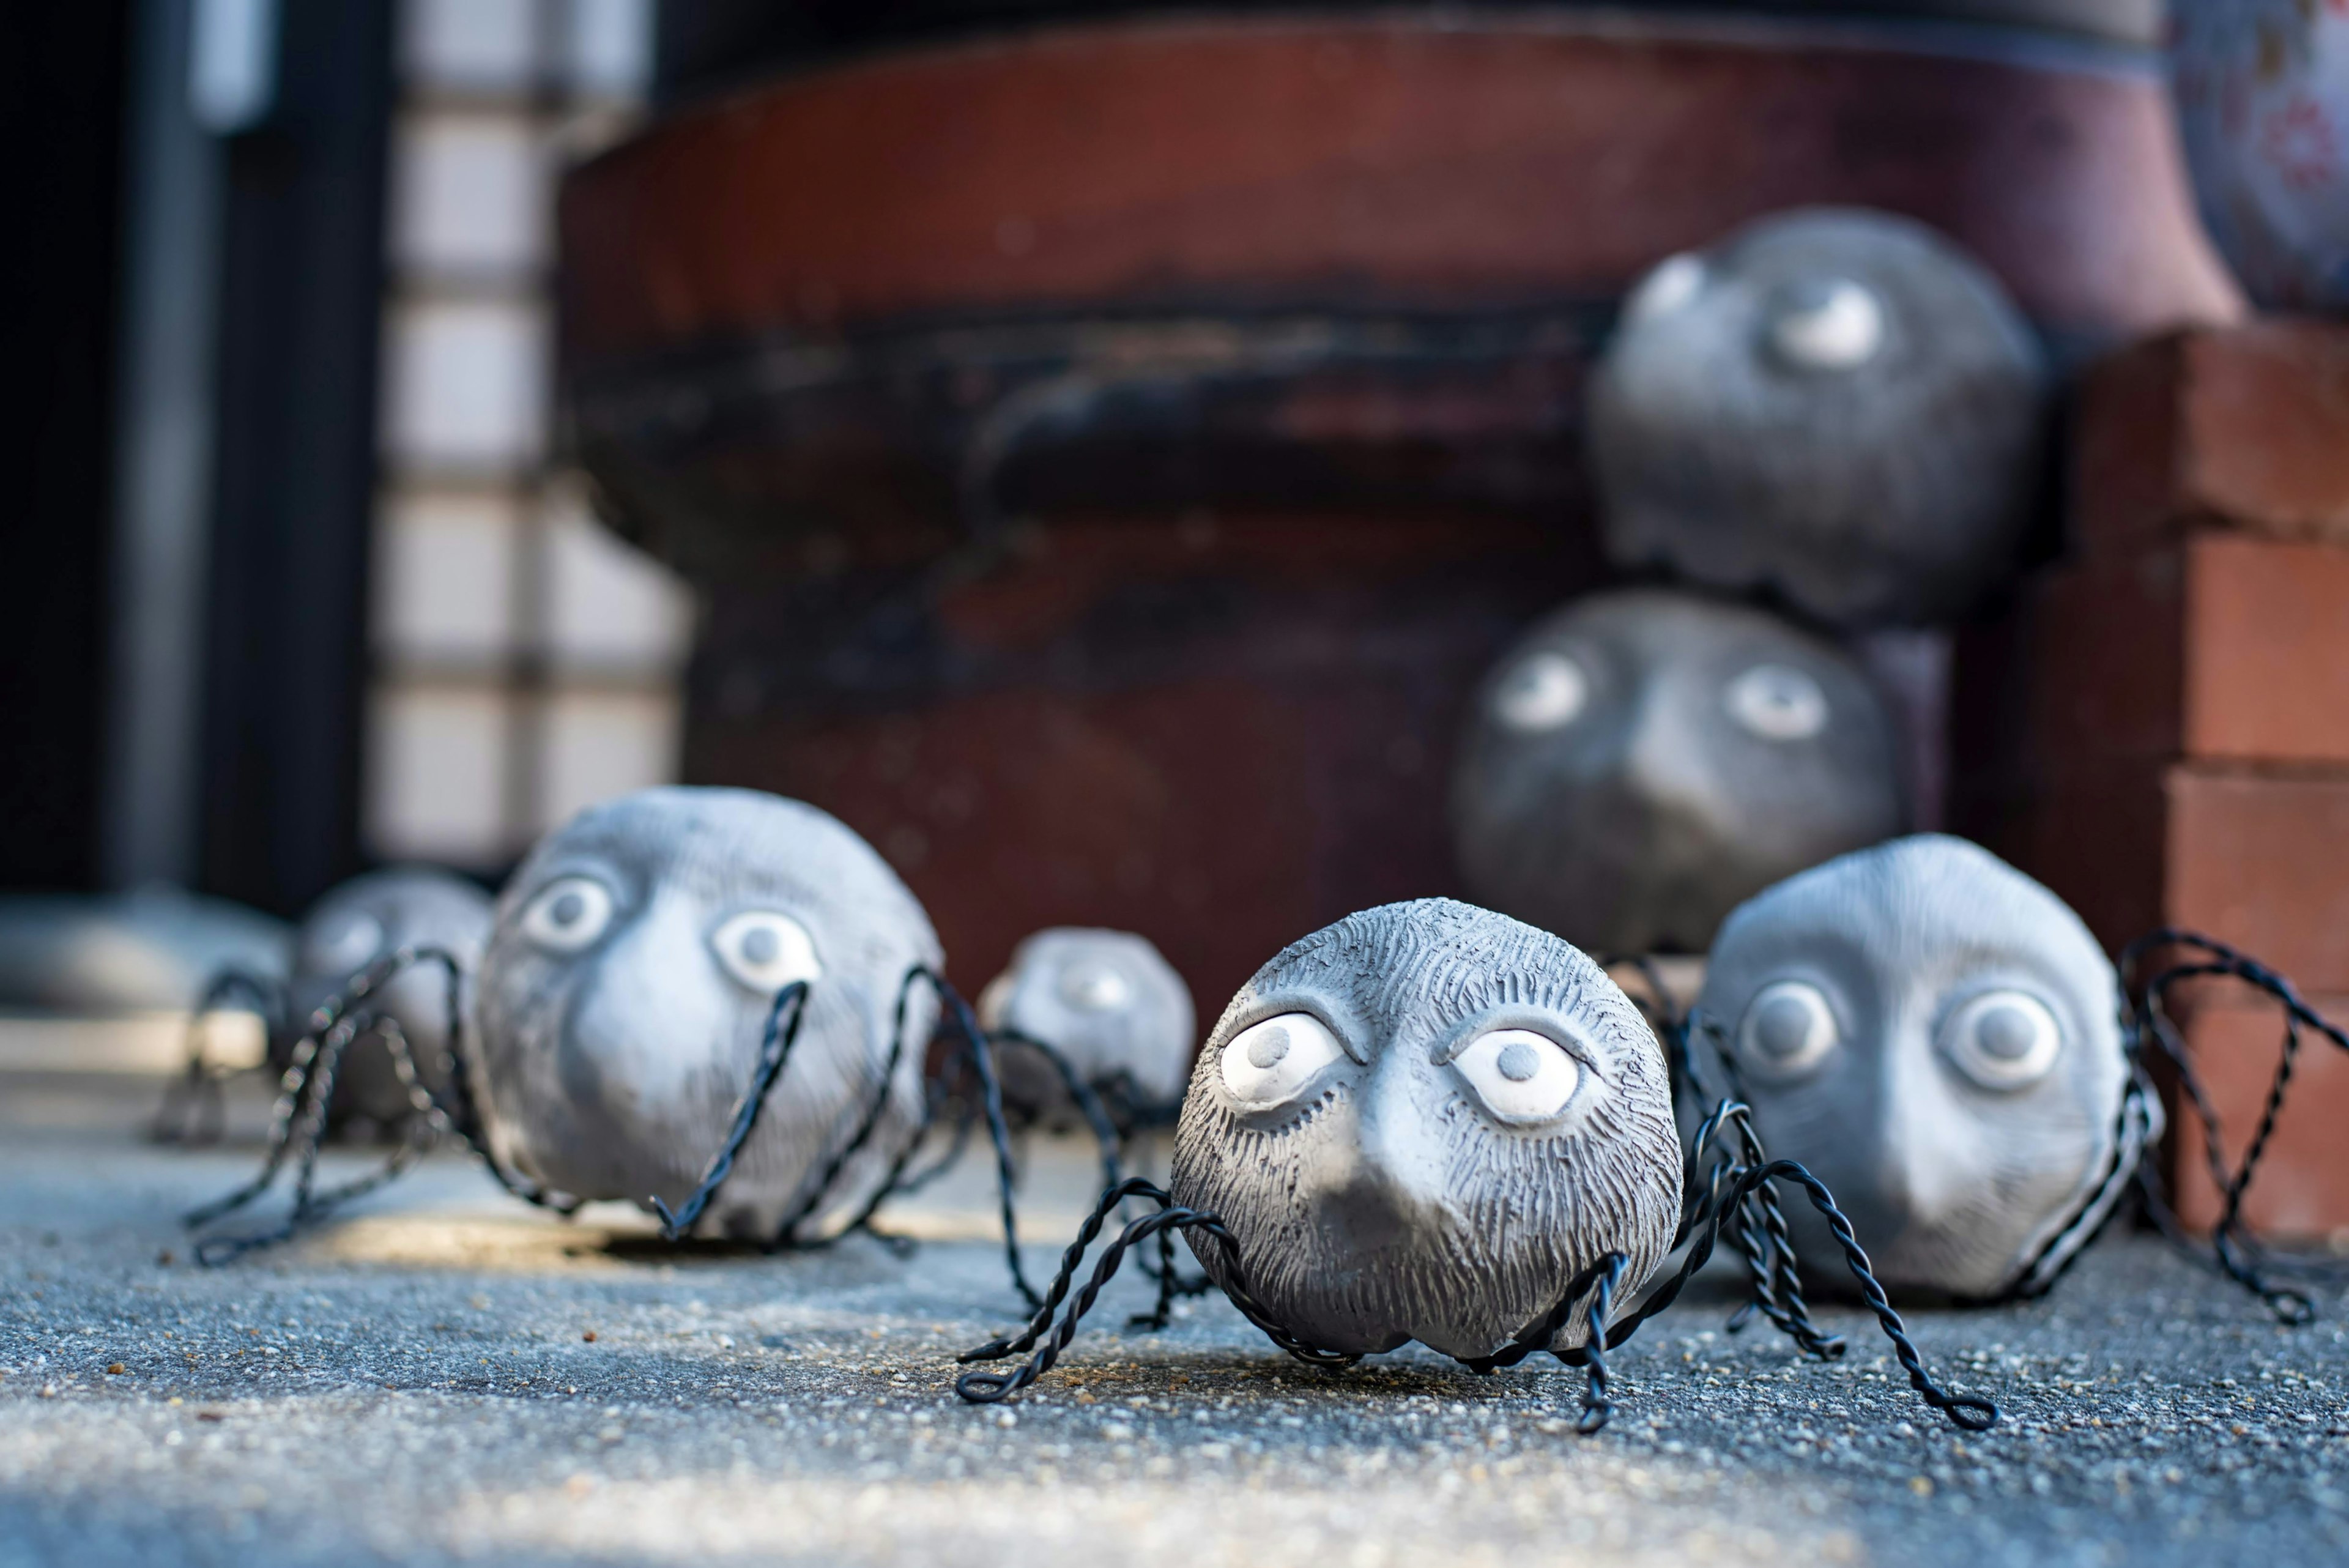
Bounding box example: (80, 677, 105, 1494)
(952, 898, 1997, 1436)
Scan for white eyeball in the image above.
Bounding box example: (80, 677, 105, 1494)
(1736, 981, 1839, 1079)
(1220, 1013, 1345, 1107)
(1491, 651, 1589, 733)
(1625, 251, 1705, 322)
(305, 912, 384, 975)
(710, 910, 823, 995)
(519, 876, 615, 955)
(1940, 990, 2062, 1090)
(1058, 962, 1131, 1013)
(1724, 664, 1828, 741)
(1451, 1028, 1580, 1121)
(1767, 278, 1885, 370)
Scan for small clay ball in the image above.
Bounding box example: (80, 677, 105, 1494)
(1171, 898, 1680, 1359)
(977, 927, 1195, 1129)
(473, 787, 941, 1239)
(1450, 588, 1904, 956)
(1591, 206, 2049, 627)
(1696, 834, 2143, 1299)
(283, 867, 493, 1129)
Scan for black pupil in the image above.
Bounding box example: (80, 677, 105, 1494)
(550, 891, 585, 927)
(740, 926, 779, 966)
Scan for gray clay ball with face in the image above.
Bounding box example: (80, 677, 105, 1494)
(287, 866, 492, 1128)
(978, 928, 1195, 1127)
(1170, 898, 1680, 1358)
(474, 787, 941, 1238)
(1697, 834, 2145, 1300)
(1591, 207, 2049, 627)
(1451, 589, 1904, 956)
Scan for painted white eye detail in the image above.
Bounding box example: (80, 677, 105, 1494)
(1941, 990, 2062, 1090)
(1452, 1028, 1580, 1120)
(306, 912, 383, 974)
(1767, 278, 1885, 370)
(1491, 651, 1589, 732)
(1220, 1013, 1345, 1107)
(1737, 981, 1839, 1079)
(1725, 664, 1828, 741)
(1058, 961, 1131, 1012)
(711, 910, 823, 994)
(1625, 251, 1705, 322)
(519, 876, 614, 955)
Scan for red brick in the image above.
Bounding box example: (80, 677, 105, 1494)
(2183, 535, 2349, 764)
(2167, 990, 2349, 1242)
(2075, 321, 2349, 557)
(2165, 766, 2349, 997)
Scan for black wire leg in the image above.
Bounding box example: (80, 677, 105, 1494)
(154, 967, 284, 1147)
(648, 983, 812, 1239)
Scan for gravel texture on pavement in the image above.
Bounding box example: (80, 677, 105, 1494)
(4, 1063, 2348, 1567)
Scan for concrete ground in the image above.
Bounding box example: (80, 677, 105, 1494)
(4, 1045, 2348, 1568)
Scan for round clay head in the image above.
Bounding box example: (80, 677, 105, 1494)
(1171, 898, 1681, 1359)
(976, 927, 1195, 1127)
(1590, 207, 2049, 627)
(286, 866, 493, 1127)
(1450, 588, 1904, 955)
(474, 786, 941, 1237)
(1696, 834, 2139, 1299)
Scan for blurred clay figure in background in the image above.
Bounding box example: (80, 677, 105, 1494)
(1173, 898, 1682, 1358)
(474, 786, 941, 1239)
(159, 866, 492, 1144)
(1590, 207, 2049, 628)
(1450, 588, 1904, 956)
(1696, 834, 2147, 1301)
(283, 867, 492, 1134)
(979, 927, 1195, 1132)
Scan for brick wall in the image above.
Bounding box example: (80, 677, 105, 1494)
(1956, 321, 2349, 1241)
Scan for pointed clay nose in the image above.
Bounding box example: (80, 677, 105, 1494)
(1871, 1028, 1975, 1233)
(1297, 1060, 1452, 1264)
(1619, 682, 1726, 833)
(563, 893, 733, 1113)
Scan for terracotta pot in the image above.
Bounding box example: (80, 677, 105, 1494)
(559, 12, 2240, 1003)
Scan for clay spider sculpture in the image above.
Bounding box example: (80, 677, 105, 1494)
(951, 898, 1995, 1436)
(1450, 588, 1904, 955)
(978, 927, 1195, 1135)
(184, 787, 1082, 1296)
(1694, 833, 2349, 1321)
(156, 866, 492, 1146)
(1692, 835, 2150, 1302)
(1590, 207, 2049, 628)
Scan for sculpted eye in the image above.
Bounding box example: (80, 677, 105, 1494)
(1220, 1013, 1345, 1107)
(1735, 981, 1839, 1079)
(1058, 961, 1131, 1012)
(1491, 651, 1589, 732)
(306, 912, 383, 974)
(1940, 990, 2062, 1090)
(1625, 251, 1705, 322)
(710, 911, 823, 994)
(1451, 1028, 1579, 1120)
(1766, 277, 1885, 370)
(1724, 664, 1828, 741)
(519, 876, 614, 955)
